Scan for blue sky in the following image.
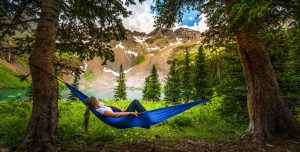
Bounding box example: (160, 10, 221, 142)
(122, 0, 207, 33)
(182, 11, 199, 26)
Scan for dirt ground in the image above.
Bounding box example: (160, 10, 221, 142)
(105, 139, 300, 152)
(81, 137, 300, 152)
(1, 137, 299, 152)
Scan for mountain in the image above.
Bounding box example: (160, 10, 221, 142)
(0, 27, 202, 99)
(80, 28, 202, 98)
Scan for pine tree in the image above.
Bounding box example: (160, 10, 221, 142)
(164, 60, 181, 103)
(68, 68, 81, 101)
(264, 28, 300, 115)
(113, 64, 127, 100)
(192, 45, 210, 100)
(143, 65, 161, 101)
(216, 44, 248, 120)
(142, 76, 150, 100)
(181, 48, 193, 102)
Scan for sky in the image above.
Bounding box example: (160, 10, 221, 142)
(122, 0, 208, 34)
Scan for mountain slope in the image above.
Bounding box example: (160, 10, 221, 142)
(0, 58, 29, 89)
(79, 28, 202, 98)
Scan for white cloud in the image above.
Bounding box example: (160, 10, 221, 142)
(122, 0, 155, 34)
(188, 16, 194, 20)
(122, 1, 208, 33)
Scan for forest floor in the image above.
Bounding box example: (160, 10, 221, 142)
(1, 137, 299, 152)
(53, 137, 300, 152)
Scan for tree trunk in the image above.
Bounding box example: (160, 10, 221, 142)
(21, 0, 61, 150)
(235, 30, 300, 142)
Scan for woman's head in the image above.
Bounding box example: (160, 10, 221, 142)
(86, 96, 98, 109)
(84, 96, 97, 132)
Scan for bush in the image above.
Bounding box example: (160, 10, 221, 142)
(83, 70, 95, 82)
(0, 101, 31, 145)
(172, 116, 192, 127)
(135, 55, 145, 64)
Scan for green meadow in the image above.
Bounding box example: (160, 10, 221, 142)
(0, 98, 247, 148)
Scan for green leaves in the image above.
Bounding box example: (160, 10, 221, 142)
(1, 0, 136, 66)
(153, 0, 204, 30)
(215, 45, 247, 120)
(264, 27, 300, 114)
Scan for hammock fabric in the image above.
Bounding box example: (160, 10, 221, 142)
(66, 83, 206, 129)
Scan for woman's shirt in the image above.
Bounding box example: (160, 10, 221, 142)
(95, 102, 113, 115)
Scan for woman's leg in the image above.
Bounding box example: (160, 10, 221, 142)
(126, 99, 146, 112)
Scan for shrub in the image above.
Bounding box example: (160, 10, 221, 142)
(83, 70, 95, 82)
(135, 55, 145, 64)
(172, 116, 192, 127)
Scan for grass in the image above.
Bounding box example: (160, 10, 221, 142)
(0, 99, 248, 148)
(0, 101, 31, 145)
(0, 64, 29, 89)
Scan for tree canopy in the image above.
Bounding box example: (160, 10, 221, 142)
(0, 0, 142, 63)
(154, 0, 300, 46)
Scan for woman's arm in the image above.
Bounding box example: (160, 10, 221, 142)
(103, 111, 138, 117)
(106, 105, 125, 112)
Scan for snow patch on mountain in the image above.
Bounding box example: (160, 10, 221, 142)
(133, 36, 148, 44)
(103, 67, 119, 76)
(103, 67, 134, 76)
(147, 46, 160, 50)
(124, 67, 134, 73)
(115, 42, 138, 56)
(115, 42, 125, 49)
(125, 50, 138, 56)
(80, 62, 88, 72)
(170, 38, 183, 46)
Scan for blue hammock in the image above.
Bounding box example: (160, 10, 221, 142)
(66, 83, 206, 129)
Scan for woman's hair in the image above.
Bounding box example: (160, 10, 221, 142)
(84, 96, 97, 132)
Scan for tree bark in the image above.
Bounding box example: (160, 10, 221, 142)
(21, 0, 61, 150)
(235, 30, 300, 142)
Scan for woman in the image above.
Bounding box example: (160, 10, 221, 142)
(84, 96, 146, 131)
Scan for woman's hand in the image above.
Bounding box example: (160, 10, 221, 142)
(130, 112, 139, 116)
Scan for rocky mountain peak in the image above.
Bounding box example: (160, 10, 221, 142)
(82, 28, 202, 98)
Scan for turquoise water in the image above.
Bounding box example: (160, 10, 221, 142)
(62, 88, 144, 100)
(0, 88, 163, 101)
(0, 89, 27, 100)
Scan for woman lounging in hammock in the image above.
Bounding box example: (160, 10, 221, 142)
(84, 96, 147, 130)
